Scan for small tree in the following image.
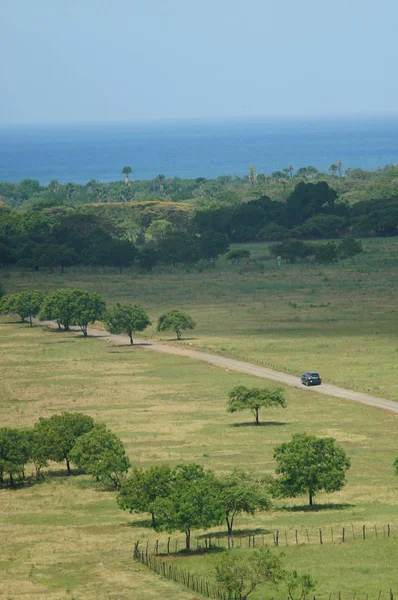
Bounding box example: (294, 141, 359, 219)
(150, 463, 224, 551)
(104, 303, 151, 345)
(0, 428, 31, 486)
(226, 249, 251, 265)
(0, 294, 19, 318)
(338, 238, 363, 263)
(34, 412, 95, 474)
(274, 433, 351, 507)
(39, 288, 76, 330)
(285, 570, 317, 600)
(27, 427, 53, 479)
(314, 242, 338, 264)
(70, 289, 106, 336)
(117, 465, 172, 525)
(157, 309, 196, 340)
(227, 385, 286, 425)
(215, 546, 285, 600)
(69, 424, 130, 489)
(218, 468, 271, 535)
(14, 290, 45, 326)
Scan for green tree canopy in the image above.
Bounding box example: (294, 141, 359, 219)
(227, 385, 286, 425)
(274, 433, 351, 506)
(39, 288, 77, 330)
(69, 289, 106, 336)
(0, 428, 31, 486)
(314, 241, 338, 264)
(122, 166, 132, 184)
(150, 463, 224, 551)
(215, 546, 286, 600)
(156, 309, 196, 340)
(69, 424, 130, 489)
(218, 468, 271, 535)
(0, 293, 19, 317)
(34, 412, 95, 474)
(14, 290, 45, 326)
(104, 303, 151, 345)
(39, 288, 106, 335)
(338, 238, 363, 262)
(117, 465, 172, 525)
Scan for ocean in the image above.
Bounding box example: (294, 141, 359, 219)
(0, 116, 397, 185)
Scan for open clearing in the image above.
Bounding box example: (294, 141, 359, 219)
(4, 237, 398, 400)
(1, 319, 398, 599)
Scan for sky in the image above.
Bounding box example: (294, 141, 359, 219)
(1, 0, 397, 124)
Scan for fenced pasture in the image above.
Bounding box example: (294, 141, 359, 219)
(1, 246, 398, 600)
(2, 237, 397, 400)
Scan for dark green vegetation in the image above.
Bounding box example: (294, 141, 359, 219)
(1, 321, 398, 598)
(156, 309, 196, 340)
(104, 303, 151, 344)
(0, 165, 397, 273)
(274, 434, 351, 507)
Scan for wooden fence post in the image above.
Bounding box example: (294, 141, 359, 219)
(342, 527, 345, 543)
(167, 536, 170, 555)
(295, 529, 298, 545)
(319, 528, 323, 545)
(388, 524, 391, 538)
(331, 527, 334, 543)
(363, 525, 366, 540)
(306, 528, 310, 544)
(374, 525, 378, 538)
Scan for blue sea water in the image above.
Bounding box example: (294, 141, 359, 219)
(0, 116, 397, 185)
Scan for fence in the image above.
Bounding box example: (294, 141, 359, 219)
(134, 542, 395, 600)
(139, 523, 395, 556)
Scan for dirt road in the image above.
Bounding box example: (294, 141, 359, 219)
(41, 321, 398, 416)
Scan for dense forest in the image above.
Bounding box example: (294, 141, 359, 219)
(0, 164, 397, 271)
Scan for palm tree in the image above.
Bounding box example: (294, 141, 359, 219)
(122, 166, 132, 185)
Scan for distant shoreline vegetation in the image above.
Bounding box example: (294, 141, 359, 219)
(0, 166, 396, 273)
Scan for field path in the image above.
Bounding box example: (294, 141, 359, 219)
(39, 321, 398, 415)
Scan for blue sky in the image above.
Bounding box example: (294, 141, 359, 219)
(1, 0, 397, 124)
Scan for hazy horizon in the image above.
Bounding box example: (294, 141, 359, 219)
(1, 0, 397, 125)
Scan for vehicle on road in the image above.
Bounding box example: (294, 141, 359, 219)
(301, 371, 322, 386)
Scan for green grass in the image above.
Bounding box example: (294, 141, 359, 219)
(1, 319, 398, 598)
(2, 237, 398, 400)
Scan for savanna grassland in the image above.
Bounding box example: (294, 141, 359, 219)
(1, 309, 398, 599)
(3, 237, 398, 399)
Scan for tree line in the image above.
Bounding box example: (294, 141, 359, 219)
(0, 180, 396, 272)
(0, 287, 195, 342)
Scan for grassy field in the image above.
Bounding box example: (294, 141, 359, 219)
(1, 319, 398, 598)
(2, 237, 398, 401)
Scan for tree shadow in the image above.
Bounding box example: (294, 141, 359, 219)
(231, 421, 287, 428)
(197, 527, 270, 539)
(282, 502, 355, 512)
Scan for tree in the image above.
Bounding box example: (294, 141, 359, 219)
(198, 232, 230, 264)
(69, 424, 130, 489)
(270, 240, 314, 263)
(285, 570, 317, 600)
(274, 433, 351, 506)
(14, 290, 45, 326)
(122, 166, 132, 185)
(39, 288, 77, 330)
(227, 385, 286, 425)
(39, 289, 106, 335)
(26, 428, 52, 479)
(218, 469, 271, 535)
(314, 241, 338, 264)
(0, 428, 31, 486)
(0, 293, 19, 317)
(104, 303, 151, 345)
(151, 463, 224, 551)
(338, 238, 363, 263)
(226, 249, 251, 265)
(117, 465, 172, 525)
(157, 309, 196, 340)
(34, 412, 95, 474)
(69, 289, 106, 336)
(215, 546, 285, 600)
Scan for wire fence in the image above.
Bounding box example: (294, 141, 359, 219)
(140, 522, 396, 556)
(134, 542, 395, 600)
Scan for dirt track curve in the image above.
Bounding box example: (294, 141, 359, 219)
(39, 320, 398, 415)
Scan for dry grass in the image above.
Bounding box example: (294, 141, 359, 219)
(1, 319, 398, 598)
